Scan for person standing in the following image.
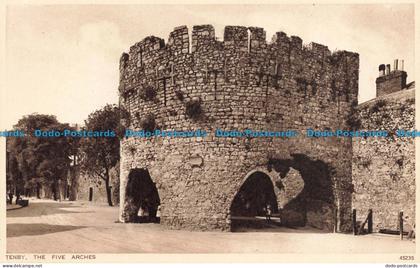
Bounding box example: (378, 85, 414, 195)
(265, 204, 272, 223)
(8, 191, 13, 205)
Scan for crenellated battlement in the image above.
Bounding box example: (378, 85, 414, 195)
(123, 25, 358, 62)
(119, 25, 358, 103)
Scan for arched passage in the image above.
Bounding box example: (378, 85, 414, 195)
(123, 168, 160, 223)
(230, 171, 279, 230)
(268, 154, 335, 231)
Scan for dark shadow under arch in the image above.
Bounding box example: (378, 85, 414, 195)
(124, 168, 160, 223)
(268, 154, 335, 231)
(230, 171, 279, 231)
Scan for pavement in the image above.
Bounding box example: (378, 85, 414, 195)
(6, 204, 23, 211)
(6, 199, 416, 254)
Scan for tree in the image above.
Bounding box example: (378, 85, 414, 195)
(79, 104, 128, 206)
(6, 138, 20, 204)
(7, 114, 75, 201)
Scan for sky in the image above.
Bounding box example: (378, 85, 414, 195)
(2, 4, 415, 129)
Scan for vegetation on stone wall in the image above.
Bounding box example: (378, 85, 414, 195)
(406, 98, 415, 105)
(395, 158, 404, 168)
(139, 85, 157, 101)
(346, 114, 362, 130)
(370, 99, 387, 113)
(140, 114, 157, 132)
(185, 98, 203, 120)
(168, 109, 178, 116)
(127, 144, 137, 155)
(175, 90, 184, 101)
(345, 100, 361, 130)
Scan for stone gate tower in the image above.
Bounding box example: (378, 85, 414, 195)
(118, 25, 359, 232)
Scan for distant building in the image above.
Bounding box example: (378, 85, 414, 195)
(66, 124, 120, 204)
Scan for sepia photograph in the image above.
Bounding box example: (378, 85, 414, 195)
(1, 1, 417, 264)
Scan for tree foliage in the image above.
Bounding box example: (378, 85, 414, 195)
(79, 104, 129, 206)
(7, 114, 76, 200)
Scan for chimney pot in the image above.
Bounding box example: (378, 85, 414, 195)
(386, 64, 391, 75)
(379, 64, 385, 76)
(394, 59, 398, 71)
(376, 62, 407, 97)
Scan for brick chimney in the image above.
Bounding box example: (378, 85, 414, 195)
(376, 59, 407, 97)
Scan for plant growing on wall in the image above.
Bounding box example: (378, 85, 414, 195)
(140, 114, 157, 132)
(346, 114, 362, 131)
(406, 98, 415, 105)
(127, 144, 137, 155)
(139, 85, 157, 101)
(328, 54, 341, 67)
(345, 99, 362, 131)
(370, 99, 387, 113)
(396, 158, 404, 168)
(185, 98, 203, 120)
(168, 109, 177, 116)
(295, 77, 308, 93)
(175, 90, 184, 101)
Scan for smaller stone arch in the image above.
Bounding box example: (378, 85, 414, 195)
(122, 168, 160, 223)
(229, 169, 280, 230)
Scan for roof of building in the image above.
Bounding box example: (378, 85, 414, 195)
(406, 81, 415, 90)
(358, 82, 415, 109)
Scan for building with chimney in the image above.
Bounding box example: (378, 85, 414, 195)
(376, 59, 409, 97)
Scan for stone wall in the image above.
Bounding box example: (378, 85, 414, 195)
(352, 88, 415, 231)
(119, 25, 359, 231)
(75, 164, 120, 205)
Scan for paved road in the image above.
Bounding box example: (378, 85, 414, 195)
(6, 199, 415, 253)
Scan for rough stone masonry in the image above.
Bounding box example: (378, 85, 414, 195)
(118, 25, 359, 232)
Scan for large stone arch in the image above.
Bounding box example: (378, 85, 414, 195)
(268, 153, 336, 231)
(121, 168, 160, 223)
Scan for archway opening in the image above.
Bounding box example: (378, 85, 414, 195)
(230, 171, 279, 231)
(268, 154, 335, 231)
(124, 168, 160, 223)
